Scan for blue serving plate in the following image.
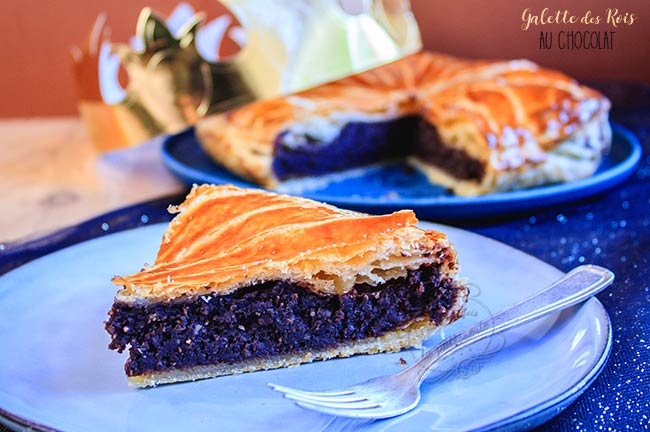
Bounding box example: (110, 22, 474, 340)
(161, 124, 641, 221)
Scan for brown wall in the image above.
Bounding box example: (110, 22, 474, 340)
(412, 0, 649, 83)
(2, 0, 648, 117)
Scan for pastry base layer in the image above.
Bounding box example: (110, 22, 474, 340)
(127, 317, 458, 388)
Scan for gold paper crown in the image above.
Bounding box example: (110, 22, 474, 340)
(72, 0, 421, 151)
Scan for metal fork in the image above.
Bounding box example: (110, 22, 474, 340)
(268, 265, 614, 419)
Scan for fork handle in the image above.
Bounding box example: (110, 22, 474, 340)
(402, 264, 615, 384)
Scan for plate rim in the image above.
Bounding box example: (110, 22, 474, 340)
(0, 222, 613, 432)
(475, 298, 612, 431)
(161, 123, 641, 209)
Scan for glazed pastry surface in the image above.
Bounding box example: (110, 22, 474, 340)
(113, 184, 455, 302)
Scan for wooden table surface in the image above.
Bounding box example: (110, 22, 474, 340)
(0, 117, 185, 243)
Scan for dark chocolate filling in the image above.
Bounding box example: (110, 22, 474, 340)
(272, 116, 418, 180)
(414, 119, 486, 181)
(271, 115, 484, 182)
(106, 264, 465, 377)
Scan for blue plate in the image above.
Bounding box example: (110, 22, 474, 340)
(161, 124, 641, 221)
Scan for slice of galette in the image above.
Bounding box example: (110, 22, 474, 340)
(106, 185, 468, 387)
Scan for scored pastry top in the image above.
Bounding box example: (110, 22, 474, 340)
(113, 185, 456, 303)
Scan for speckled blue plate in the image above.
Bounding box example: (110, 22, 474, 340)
(161, 124, 641, 221)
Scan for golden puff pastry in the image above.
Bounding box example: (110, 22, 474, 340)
(106, 185, 468, 387)
(196, 52, 611, 196)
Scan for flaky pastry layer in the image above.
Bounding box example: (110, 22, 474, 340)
(113, 185, 458, 303)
